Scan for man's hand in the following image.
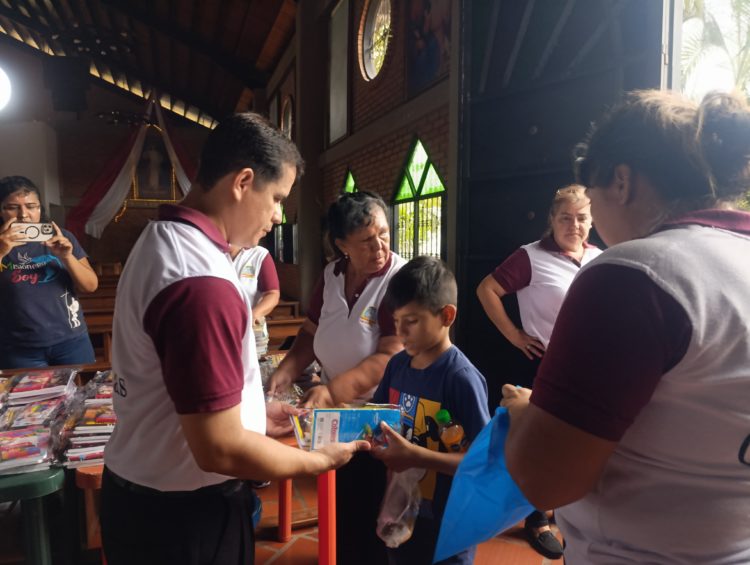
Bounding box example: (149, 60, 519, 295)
(265, 401, 299, 437)
(300, 384, 335, 408)
(313, 440, 372, 471)
(370, 422, 419, 472)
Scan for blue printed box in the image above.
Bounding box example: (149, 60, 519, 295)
(291, 405, 401, 450)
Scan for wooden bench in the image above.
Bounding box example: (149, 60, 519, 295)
(269, 300, 300, 319)
(267, 317, 305, 349)
(85, 313, 114, 363)
(80, 296, 116, 314)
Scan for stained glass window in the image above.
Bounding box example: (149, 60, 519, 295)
(393, 140, 445, 259)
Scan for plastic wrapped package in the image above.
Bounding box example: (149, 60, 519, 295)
(7, 367, 79, 405)
(0, 426, 52, 475)
(376, 467, 424, 548)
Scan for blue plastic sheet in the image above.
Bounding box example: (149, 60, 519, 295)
(433, 407, 534, 562)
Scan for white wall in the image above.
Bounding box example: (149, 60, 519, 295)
(0, 120, 60, 206)
(0, 42, 60, 207)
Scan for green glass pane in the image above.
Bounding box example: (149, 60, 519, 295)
(407, 140, 429, 195)
(343, 171, 357, 193)
(421, 164, 445, 196)
(394, 176, 414, 202)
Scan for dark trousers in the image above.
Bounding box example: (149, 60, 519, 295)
(337, 452, 388, 565)
(101, 467, 255, 565)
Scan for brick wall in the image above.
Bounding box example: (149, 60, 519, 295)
(322, 103, 449, 208)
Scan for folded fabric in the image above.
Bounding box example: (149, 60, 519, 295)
(433, 407, 534, 562)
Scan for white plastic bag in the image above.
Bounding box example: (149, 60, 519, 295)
(376, 467, 424, 548)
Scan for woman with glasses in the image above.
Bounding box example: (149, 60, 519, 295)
(0, 175, 98, 368)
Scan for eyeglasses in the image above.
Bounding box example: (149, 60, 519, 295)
(3, 203, 41, 212)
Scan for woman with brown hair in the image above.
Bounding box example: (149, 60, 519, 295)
(501, 90, 750, 563)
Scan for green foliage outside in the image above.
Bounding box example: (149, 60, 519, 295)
(682, 0, 750, 206)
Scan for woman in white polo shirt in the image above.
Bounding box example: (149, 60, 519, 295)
(269, 190, 405, 565)
(501, 90, 750, 564)
(476, 184, 601, 560)
(268, 190, 405, 405)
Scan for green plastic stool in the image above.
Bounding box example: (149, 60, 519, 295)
(0, 468, 65, 565)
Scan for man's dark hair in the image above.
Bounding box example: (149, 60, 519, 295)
(327, 191, 388, 258)
(385, 256, 457, 314)
(0, 175, 49, 221)
(195, 112, 304, 190)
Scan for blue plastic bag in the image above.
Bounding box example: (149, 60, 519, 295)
(433, 407, 534, 562)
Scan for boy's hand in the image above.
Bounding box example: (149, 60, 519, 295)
(370, 422, 418, 472)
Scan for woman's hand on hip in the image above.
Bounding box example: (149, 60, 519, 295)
(510, 329, 545, 360)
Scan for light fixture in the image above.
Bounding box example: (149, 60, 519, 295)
(0, 66, 10, 110)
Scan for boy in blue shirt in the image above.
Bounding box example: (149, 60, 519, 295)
(372, 256, 490, 565)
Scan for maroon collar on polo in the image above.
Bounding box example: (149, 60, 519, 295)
(662, 208, 750, 236)
(539, 234, 595, 267)
(157, 204, 230, 253)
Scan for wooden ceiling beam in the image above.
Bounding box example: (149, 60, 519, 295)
(100, 0, 268, 88)
(0, 3, 221, 118)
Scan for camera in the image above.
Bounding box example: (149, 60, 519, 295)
(17, 223, 55, 242)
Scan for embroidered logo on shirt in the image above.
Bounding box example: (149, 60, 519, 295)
(240, 265, 257, 280)
(359, 305, 378, 327)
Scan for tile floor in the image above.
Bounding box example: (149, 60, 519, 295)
(255, 476, 563, 564)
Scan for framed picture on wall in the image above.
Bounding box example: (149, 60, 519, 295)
(132, 127, 177, 202)
(406, 0, 451, 97)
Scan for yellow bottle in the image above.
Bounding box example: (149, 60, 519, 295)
(435, 409, 466, 453)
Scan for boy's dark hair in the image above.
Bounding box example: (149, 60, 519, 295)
(326, 191, 388, 258)
(0, 175, 49, 221)
(385, 256, 457, 314)
(195, 112, 304, 190)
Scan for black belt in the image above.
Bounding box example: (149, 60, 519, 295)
(104, 466, 243, 498)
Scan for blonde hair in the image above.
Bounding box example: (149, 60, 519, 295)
(543, 184, 588, 237)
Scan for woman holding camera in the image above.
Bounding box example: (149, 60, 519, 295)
(0, 175, 98, 369)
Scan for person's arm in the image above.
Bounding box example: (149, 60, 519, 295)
(501, 385, 616, 509)
(303, 335, 403, 407)
(499, 264, 692, 510)
(267, 319, 318, 394)
(252, 289, 281, 321)
(252, 252, 281, 321)
(371, 421, 464, 475)
(45, 222, 98, 293)
(179, 403, 369, 480)
(476, 275, 542, 359)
